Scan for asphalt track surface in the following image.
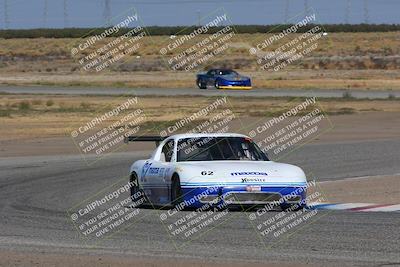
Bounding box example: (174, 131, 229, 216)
(1, 86, 399, 99)
(1, 139, 399, 266)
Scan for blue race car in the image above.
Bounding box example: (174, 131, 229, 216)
(196, 69, 252, 90)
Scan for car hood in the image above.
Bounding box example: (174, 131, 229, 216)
(175, 161, 306, 186)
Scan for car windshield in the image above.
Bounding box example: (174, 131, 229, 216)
(217, 70, 238, 75)
(177, 137, 268, 162)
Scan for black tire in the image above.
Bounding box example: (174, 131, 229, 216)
(197, 79, 207, 89)
(130, 173, 146, 207)
(280, 203, 304, 212)
(214, 79, 220, 89)
(171, 175, 183, 207)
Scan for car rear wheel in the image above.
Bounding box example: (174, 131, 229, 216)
(197, 79, 207, 89)
(171, 175, 183, 207)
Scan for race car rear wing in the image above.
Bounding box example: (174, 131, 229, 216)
(124, 135, 168, 146)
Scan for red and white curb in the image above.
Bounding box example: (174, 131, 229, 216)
(308, 202, 400, 212)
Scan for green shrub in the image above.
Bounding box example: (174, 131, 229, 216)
(342, 91, 354, 99)
(46, 99, 54, 106)
(18, 101, 31, 111)
(0, 109, 11, 117)
(31, 99, 42, 105)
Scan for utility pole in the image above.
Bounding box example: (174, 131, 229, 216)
(284, 0, 289, 23)
(304, 0, 309, 16)
(4, 0, 9, 29)
(363, 0, 369, 23)
(103, 0, 112, 26)
(345, 0, 350, 24)
(43, 0, 48, 28)
(63, 0, 68, 28)
(197, 10, 201, 26)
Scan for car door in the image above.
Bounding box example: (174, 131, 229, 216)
(142, 139, 175, 204)
(206, 70, 217, 86)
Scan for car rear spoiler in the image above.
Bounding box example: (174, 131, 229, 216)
(124, 136, 168, 146)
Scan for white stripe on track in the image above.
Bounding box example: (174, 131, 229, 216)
(308, 202, 400, 212)
(360, 204, 400, 212)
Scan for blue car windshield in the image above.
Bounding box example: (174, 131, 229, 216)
(177, 137, 268, 162)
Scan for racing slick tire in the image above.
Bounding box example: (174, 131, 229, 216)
(130, 172, 146, 208)
(197, 79, 207, 89)
(171, 174, 183, 207)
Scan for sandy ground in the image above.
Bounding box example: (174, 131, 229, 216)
(0, 250, 319, 267)
(2, 71, 400, 90)
(313, 175, 400, 204)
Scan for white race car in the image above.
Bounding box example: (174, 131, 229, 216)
(126, 133, 307, 211)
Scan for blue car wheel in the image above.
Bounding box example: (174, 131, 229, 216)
(215, 79, 221, 89)
(197, 79, 207, 89)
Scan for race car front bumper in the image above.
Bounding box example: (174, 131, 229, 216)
(180, 185, 306, 209)
(217, 78, 252, 90)
(218, 85, 252, 90)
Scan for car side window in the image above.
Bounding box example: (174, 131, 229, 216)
(208, 70, 216, 76)
(161, 140, 174, 162)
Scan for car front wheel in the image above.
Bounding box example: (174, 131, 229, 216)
(214, 80, 220, 89)
(130, 173, 146, 207)
(280, 203, 305, 212)
(171, 175, 183, 207)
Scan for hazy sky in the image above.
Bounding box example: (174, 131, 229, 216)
(1, 0, 399, 29)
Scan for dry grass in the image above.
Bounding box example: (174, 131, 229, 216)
(0, 32, 400, 90)
(1, 32, 399, 59)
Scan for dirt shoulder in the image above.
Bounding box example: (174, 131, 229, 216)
(1, 110, 399, 157)
(314, 175, 400, 204)
(0, 249, 326, 267)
